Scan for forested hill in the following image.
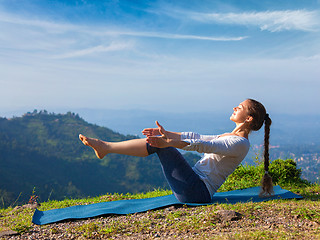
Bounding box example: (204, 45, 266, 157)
(0, 110, 198, 207)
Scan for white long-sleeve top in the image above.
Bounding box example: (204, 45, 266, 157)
(181, 132, 250, 198)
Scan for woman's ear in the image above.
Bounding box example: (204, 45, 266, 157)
(246, 115, 253, 123)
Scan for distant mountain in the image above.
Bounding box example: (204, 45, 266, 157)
(0, 111, 199, 207)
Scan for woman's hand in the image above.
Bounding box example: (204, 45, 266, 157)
(145, 121, 171, 148)
(143, 121, 188, 149)
(142, 124, 161, 137)
(142, 121, 167, 137)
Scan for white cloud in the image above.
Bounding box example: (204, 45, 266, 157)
(304, 54, 320, 60)
(52, 42, 134, 59)
(0, 9, 248, 62)
(101, 31, 247, 41)
(0, 10, 75, 34)
(178, 10, 320, 32)
(0, 8, 248, 66)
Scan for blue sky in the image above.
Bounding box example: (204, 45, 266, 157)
(0, 0, 319, 115)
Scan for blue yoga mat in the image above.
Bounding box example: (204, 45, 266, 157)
(32, 186, 302, 225)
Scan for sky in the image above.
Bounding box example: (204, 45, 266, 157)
(0, 0, 319, 116)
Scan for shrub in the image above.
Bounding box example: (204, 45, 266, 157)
(268, 159, 309, 187)
(219, 158, 309, 192)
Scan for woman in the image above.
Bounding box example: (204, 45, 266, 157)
(79, 99, 273, 203)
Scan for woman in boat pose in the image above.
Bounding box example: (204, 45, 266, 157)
(79, 99, 272, 203)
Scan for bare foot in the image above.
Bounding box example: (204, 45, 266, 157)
(79, 134, 109, 159)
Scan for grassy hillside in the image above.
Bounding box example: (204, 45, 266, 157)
(0, 111, 199, 207)
(0, 162, 319, 239)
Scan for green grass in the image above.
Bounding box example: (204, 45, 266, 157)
(1, 159, 320, 239)
(0, 189, 172, 234)
(1, 185, 320, 239)
(36, 188, 172, 211)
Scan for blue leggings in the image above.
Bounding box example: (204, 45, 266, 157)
(146, 143, 211, 203)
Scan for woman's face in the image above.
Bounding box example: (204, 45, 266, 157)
(230, 100, 251, 124)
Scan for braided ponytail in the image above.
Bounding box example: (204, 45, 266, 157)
(259, 113, 274, 197)
(246, 99, 274, 197)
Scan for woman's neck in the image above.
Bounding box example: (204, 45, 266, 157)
(231, 122, 250, 139)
